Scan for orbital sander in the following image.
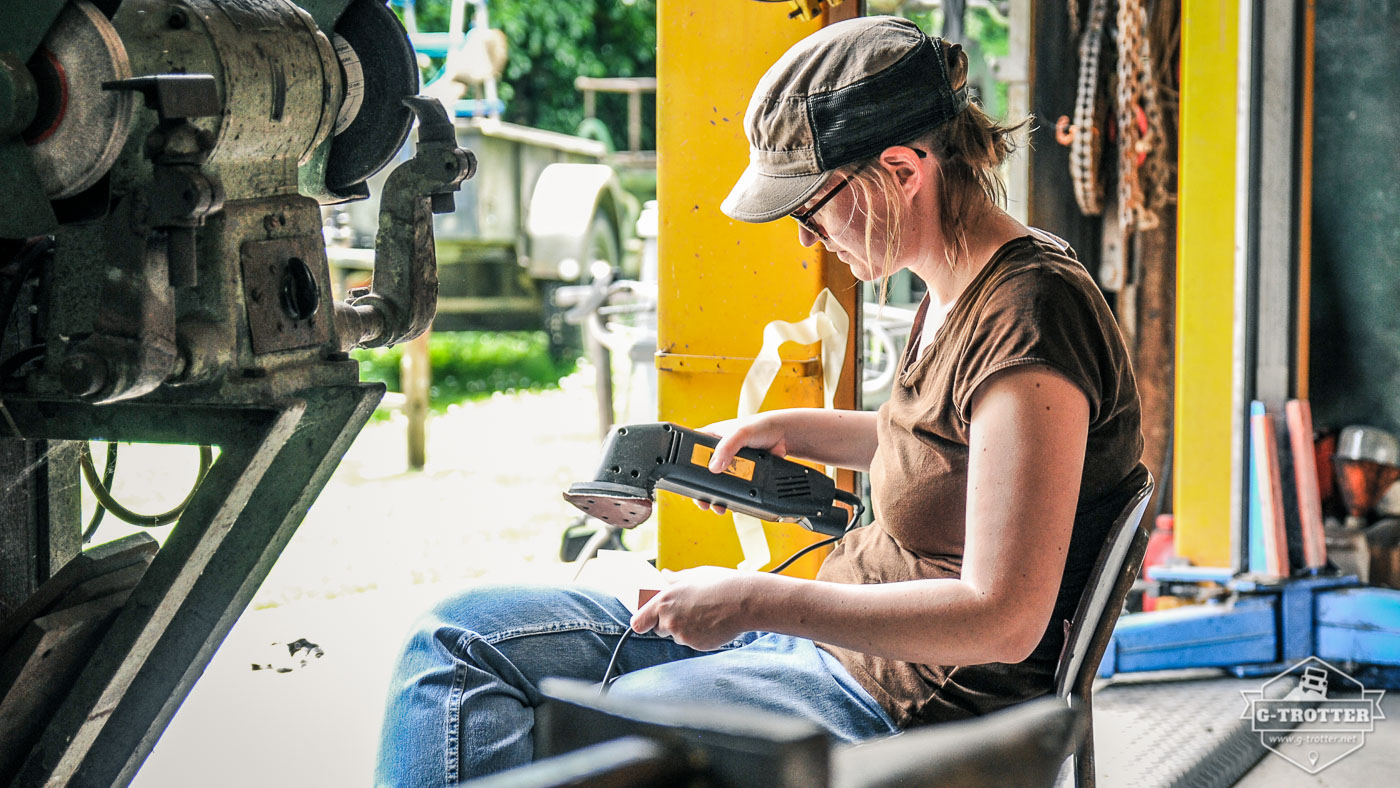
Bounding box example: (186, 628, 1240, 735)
(563, 422, 862, 536)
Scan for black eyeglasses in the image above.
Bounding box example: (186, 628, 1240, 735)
(789, 149, 927, 241)
(790, 163, 866, 241)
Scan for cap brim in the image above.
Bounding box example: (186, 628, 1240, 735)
(720, 164, 828, 223)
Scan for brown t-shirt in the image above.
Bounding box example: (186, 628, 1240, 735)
(815, 233, 1146, 728)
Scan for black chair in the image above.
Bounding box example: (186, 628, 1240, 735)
(1053, 473, 1156, 788)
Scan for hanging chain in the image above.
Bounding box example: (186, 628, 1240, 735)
(1060, 0, 1111, 217)
(1142, 0, 1181, 219)
(1061, 0, 1176, 231)
(1115, 0, 1159, 234)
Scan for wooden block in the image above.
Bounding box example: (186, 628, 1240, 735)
(1251, 407, 1290, 578)
(1274, 411, 1306, 571)
(1286, 400, 1328, 569)
(0, 533, 156, 651)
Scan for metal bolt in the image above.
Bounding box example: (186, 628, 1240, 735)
(168, 8, 189, 29)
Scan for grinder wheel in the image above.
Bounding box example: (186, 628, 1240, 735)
(24, 0, 133, 200)
(324, 0, 419, 193)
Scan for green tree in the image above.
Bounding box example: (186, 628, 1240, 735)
(404, 1, 657, 148)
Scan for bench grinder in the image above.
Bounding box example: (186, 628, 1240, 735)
(0, 1, 472, 784)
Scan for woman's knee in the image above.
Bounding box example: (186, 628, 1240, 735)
(406, 585, 613, 652)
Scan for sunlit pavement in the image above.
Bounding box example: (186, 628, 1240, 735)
(130, 372, 622, 786)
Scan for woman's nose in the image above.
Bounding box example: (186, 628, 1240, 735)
(796, 224, 820, 248)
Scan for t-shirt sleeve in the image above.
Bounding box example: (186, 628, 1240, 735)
(952, 266, 1114, 426)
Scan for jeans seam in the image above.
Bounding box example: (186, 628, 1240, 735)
(473, 622, 753, 650)
(479, 619, 633, 645)
(440, 623, 663, 784)
(444, 631, 475, 787)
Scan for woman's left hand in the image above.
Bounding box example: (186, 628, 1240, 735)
(630, 566, 764, 651)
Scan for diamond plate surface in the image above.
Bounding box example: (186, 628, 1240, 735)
(1056, 672, 1296, 787)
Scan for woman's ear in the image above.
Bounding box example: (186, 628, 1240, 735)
(879, 147, 927, 203)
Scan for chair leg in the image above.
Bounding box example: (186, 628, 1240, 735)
(1074, 697, 1096, 788)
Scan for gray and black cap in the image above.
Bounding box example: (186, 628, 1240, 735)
(721, 16, 970, 223)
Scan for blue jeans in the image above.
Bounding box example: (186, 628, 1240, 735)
(373, 584, 898, 787)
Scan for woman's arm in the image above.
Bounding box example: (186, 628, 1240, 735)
(705, 407, 880, 473)
(634, 365, 1088, 665)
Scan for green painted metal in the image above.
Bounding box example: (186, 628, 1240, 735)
(0, 0, 63, 238)
(297, 133, 338, 203)
(0, 0, 67, 60)
(1309, 0, 1400, 436)
(0, 140, 58, 237)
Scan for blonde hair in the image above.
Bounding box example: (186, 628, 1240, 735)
(841, 42, 1028, 302)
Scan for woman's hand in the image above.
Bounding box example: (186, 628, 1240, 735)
(691, 409, 879, 515)
(630, 566, 767, 651)
(703, 414, 791, 469)
(693, 414, 792, 515)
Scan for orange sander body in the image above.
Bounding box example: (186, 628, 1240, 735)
(563, 422, 861, 537)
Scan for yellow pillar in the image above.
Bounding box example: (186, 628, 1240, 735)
(655, 1, 860, 574)
(1174, 0, 1238, 567)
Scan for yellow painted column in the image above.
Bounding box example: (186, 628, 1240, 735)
(655, 1, 859, 573)
(1174, 0, 1238, 567)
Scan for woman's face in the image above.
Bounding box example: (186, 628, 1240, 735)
(792, 171, 896, 282)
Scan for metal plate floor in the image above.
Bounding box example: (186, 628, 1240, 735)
(1057, 670, 1399, 787)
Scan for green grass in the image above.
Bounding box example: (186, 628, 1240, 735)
(352, 332, 577, 412)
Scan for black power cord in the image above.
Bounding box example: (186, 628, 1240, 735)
(82, 441, 119, 543)
(79, 442, 214, 528)
(600, 494, 865, 693)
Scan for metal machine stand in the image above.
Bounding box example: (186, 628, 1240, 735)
(5, 387, 379, 785)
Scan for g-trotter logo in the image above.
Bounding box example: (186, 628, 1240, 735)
(1240, 656, 1386, 773)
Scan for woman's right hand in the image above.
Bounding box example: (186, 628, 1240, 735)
(692, 412, 792, 515)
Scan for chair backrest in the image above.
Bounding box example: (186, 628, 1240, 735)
(1054, 473, 1155, 700)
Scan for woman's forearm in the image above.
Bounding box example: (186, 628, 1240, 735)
(772, 408, 880, 472)
(741, 572, 1043, 666)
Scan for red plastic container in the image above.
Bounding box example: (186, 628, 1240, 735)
(1141, 514, 1175, 611)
